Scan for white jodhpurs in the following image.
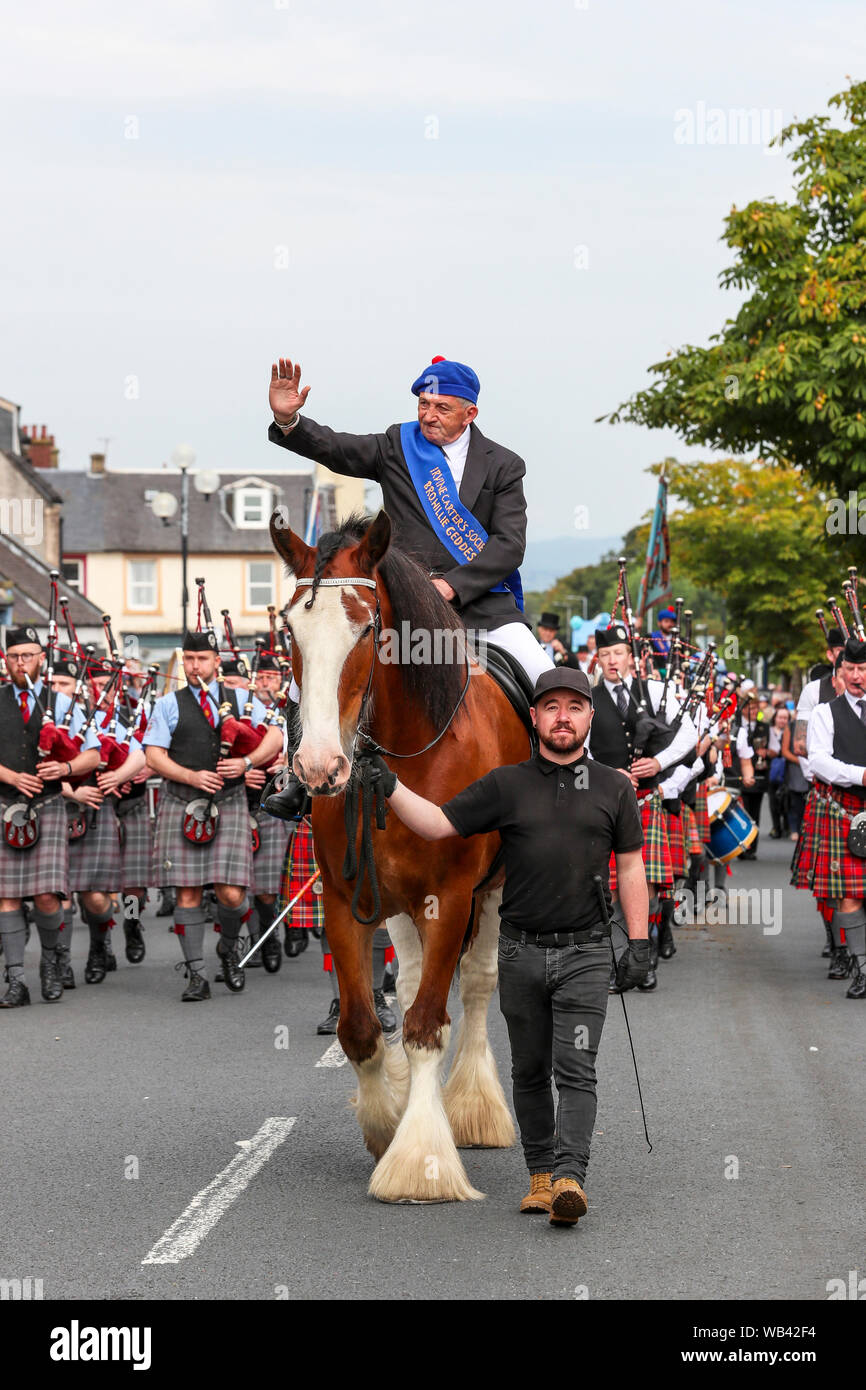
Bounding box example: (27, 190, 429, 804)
(483, 621, 554, 686)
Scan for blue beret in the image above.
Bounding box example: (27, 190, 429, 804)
(411, 356, 479, 405)
(658, 608, 676, 621)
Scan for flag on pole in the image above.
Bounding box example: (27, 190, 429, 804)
(638, 469, 672, 615)
(304, 480, 321, 546)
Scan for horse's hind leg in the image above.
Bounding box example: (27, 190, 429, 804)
(444, 887, 516, 1149)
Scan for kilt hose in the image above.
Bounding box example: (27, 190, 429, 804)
(0, 792, 68, 898)
(609, 788, 673, 894)
(277, 817, 324, 930)
(116, 795, 152, 887)
(151, 783, 252, 888)
(794, 781, 866, 902)
(693, 785, 712, 845)
(250, 811, 291, 896)
(68, 798, 123, 892)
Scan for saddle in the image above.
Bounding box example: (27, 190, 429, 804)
(476, 641, 536, 746)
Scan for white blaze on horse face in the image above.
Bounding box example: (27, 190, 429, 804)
(290, 586, 367, 793)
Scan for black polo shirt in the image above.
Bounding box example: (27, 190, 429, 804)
(441, 750, 643, 931)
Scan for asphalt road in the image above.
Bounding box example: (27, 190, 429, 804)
(1, 811, 864, 1302)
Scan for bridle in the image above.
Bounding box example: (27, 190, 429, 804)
(293, 575, 472, 761)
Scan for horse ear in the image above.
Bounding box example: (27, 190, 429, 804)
(355, 510, 391, 576)
(270, 508, 315, 577)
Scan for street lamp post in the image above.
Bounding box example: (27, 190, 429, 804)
(149, 446, 220, 637)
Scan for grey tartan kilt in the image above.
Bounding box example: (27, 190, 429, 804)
(152, 784, 252, 888)
(116, 796, 152, 887)
(68, 798, 123, 892)
(250, 811, 291, 896)
(0, 792, 69, 898)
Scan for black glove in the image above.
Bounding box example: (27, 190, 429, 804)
(615, 939, 650, 991)
(366, 754, 397, 798)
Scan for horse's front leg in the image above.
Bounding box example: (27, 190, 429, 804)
(369, 910, 483, 1203)
(325, 902, 402, 1161)
(444, 886, 516, 1149)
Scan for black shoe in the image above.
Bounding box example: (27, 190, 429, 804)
(828, 948, 853, 980)
(244, 930, 263, 968)
(216, 939, 245, 993)
(821, 942, 832, 958)
(178, 964, 211, 1002)
(84, 942, 107, 984)
(284, 926, 307, 958)
(262, 775, 309, 821)
(260, 928, 282, 973)
(103, 933, 117, 973)
(39, 953, 64, 1002)
(124, 921, 146, 964)
(637, 967, 658, 991)
(846, 965, 866, 999)
(658, 904, 676, 959)
(56, 945, 75, 989)
(0, 978, 31, 1008)
(317, 997, 340, 1035)
(373, 988, 397, 1034)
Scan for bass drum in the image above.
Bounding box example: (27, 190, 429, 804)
(707, 789, 757, 865)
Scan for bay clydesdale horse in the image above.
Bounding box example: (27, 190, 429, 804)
(271, 509, 530, 1202)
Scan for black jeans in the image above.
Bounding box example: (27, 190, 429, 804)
(497, 931, 610, 1184)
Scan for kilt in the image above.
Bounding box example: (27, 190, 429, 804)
(250, 812, 291, 896)
(664, 807, 687, 878)
(277, 817, 323, 929)
(682, 803, 703, 858)
(693, 785, 712, 844)
(798, 782, 866, 902)
(790, 786, 820, 890)
(151, 784, 252, 888)
(68, 799, 122, 892)
(609, 789, 673, 893)
(116, 796, 152, 887)
(0, 792, 68, 898)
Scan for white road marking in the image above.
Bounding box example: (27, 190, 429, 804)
(141, 1117, 296, 1266)
(316, 1039, 347, 1068)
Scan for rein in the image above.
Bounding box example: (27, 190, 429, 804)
(293, 573, 473, 922)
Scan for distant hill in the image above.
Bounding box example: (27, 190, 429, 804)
(521, 535, 622, 592)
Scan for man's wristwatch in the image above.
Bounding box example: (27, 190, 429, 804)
(244, 756, 254, 772)
(274, 414, 299, 435)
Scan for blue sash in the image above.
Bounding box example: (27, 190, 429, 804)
(399, 422, 524, 611)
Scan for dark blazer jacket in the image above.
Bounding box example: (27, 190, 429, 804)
(268, 416, 529, 633)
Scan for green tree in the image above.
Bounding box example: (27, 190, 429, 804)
(659, 458, 858, 680)
(602, 80, 866, 514)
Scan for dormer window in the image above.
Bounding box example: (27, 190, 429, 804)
(220, 477, 277, 530)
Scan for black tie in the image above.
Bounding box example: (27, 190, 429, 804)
(858, 699, 866, 726)
(615, 682, 629, 718)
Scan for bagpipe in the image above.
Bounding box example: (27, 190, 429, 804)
(613, 558, 681, 762)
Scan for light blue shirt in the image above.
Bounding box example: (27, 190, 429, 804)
(22, 680, 101, 751)
(143, 681, 268, 750)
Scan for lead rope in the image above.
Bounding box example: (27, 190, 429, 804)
(341, 754, 388, 924)
(593, 875, 653, 1152)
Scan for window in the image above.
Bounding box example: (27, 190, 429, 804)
(127, 560, 157, 610)
(236, 487, 269, 528)
(246, 561, 274, 609)
(62, 557, 84, 594)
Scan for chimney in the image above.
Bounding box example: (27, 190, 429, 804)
(21, 424, 57, 469)
(90, 452, 106, 475)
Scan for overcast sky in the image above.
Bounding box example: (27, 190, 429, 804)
(2, 0, 862, 544)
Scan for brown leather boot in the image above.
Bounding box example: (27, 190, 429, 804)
(549, 1176, 588, 1225)
(519, 1172, 553, 1214)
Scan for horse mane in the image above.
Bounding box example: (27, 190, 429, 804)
(307, 510, 469, 728)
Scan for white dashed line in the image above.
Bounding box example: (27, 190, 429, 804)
(141, 1117, 296, 1265)
(316, 1040, 347, 1068)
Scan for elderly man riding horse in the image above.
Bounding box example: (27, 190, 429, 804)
(265, 353, 553, 818)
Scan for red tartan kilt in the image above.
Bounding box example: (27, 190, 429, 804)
(665, 809, 687, 877)
(693, 785, 712, 843)
(804, 782, 866, 900)
(609, 792, 673, 892)
(682, 802, 704, 857)
(277, 818, 324, 929)
(790, 787, 820, 889)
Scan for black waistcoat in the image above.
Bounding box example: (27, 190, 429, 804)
(828, 696, 866, 800)
(168, 685, 244, 791)
(591, 683, 661, 789)
(0, 684, 63, 800)
(818, 673, 835, 705)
